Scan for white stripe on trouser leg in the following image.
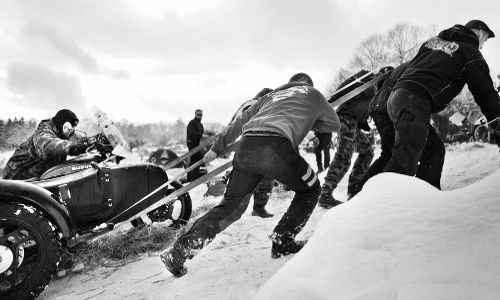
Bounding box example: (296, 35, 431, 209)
(306, 174, 317, 187)
(301, 166, 312, 181)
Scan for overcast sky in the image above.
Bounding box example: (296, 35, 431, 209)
(1, 0, 499, 124)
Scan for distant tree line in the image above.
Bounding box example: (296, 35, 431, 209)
(114, 120, 223, 149)
(0, 117, 224, 150)
(0, 117, 38, 149)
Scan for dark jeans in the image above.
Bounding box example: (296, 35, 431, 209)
(358, 109, 395, 190)
(383, 88, 445, 188)
(416, 125, 445, 189)
(187, 145, 203, 182)
(252, 177, 273, 210)
(313, 132, 332, 170)
(172, 135, 320, 259)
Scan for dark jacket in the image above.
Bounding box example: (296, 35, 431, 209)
(186, 118, 204, 149)
(394, 25, 500, 121)
(228, 97, 261, 125)
(3, 119, 73, 179)
(330, 70, 376, 131)
(211, 82, 340, 155)
(369, 62, 410, 114)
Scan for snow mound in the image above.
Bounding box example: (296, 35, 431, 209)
(254, 171, 500, 300)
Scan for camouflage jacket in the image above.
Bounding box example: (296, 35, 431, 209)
(3, 119, 73, 179)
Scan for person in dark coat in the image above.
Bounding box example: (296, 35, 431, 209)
(313, 131, 332, 173)
(354, 62, 462, 197)
(354, 64, 411, 192)
(161, 73, 340, 277)
(383, 20, 500, 184)
(186, 109, 204, 182)
(230, 88, 276, 218)
(3, 109, 90, 179)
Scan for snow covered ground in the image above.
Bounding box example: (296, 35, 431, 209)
(255, 152, 500, 300)
(38, 143, 500, 300)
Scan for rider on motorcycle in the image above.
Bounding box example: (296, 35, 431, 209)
(3, 109, 90, 180)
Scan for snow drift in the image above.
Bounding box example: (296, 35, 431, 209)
(254, 171, 500, 300)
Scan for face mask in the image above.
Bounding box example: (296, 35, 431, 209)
(62, 121, 75, 138)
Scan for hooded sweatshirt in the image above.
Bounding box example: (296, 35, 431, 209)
(211, 82, 340, 155)
(393, 25, 500, 122)
(369, 62, 409, 113)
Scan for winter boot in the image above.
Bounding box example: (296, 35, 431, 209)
(318, 185, 343, 209)
(160, 248, 187, 278)
(252, 207, 274, 218)
(346, 191, 357, 201)
(271, 238, 307, 259)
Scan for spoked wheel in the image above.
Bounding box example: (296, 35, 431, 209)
(0, 203, 61, 299)
(473, 125, 490, 142)
(131, 181, 192, 228)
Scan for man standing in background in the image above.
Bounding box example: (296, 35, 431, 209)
(186, 109, 204, 182)
(313, 131, 331, 173)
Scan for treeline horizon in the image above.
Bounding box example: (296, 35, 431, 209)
(0, 117, 224, 150)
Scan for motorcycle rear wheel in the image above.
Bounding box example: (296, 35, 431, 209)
(131, 181, 192, 228)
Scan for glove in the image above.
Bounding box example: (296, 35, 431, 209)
(378, 66, 394, 75)
(69, 141, 90, 156)
(203, 149, 217, 163)
(96, 142, 114, 155)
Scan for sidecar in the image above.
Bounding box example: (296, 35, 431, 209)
(0, 151, 191, 299)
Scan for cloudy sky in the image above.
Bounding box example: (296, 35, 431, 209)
(1, 0, 499, 124)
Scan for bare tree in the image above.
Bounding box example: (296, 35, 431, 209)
(445, 88, 477, 116)
(325, 67, 355, 97)
(328, 22, 435, 92)
(386, 23, 427, 64)
(348, 33, 390, 71)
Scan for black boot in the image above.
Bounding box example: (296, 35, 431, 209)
(271, 239, 307, 258)
(160, 247, 187, 278)
(318, 186, 343, 209)
(252, 207, 274, 218)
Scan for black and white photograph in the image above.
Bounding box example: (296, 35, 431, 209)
(1, 0, 500, 299)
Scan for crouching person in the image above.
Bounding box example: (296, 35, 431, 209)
(161, 73, 340, 277)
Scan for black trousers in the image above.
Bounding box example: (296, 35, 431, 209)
(187, 145, 204, 182)
(313, 132, 332, 170)
(252, 177, 273, 210)
(383, 88, 445, 189)
(172, 135, 320, 259)
(358, 109, 395, 188)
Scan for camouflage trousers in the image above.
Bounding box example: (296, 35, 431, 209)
(323, 115, 374, 196)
